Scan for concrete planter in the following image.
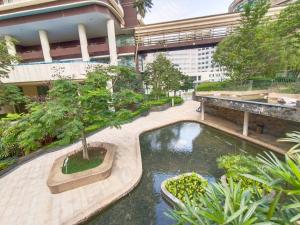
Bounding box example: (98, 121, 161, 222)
(47, 142, 116, 194)
(161, 172, 205, 208)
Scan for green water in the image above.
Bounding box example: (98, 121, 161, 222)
(85, 122, 268, 225)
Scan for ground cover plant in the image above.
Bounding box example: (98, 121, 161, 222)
(165, 173, 208, 204)
(62, 149, 104, 174)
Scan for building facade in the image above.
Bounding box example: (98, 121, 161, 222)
(0, 0, 139, 100)
(229, 0, 293, 12)
(0, 1, 285, 113)
(139, 46, 228, 85)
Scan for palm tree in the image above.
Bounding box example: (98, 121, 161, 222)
(134, 0, 153, 17)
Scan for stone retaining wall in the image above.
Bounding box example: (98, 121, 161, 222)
(206, 104, 300, 138)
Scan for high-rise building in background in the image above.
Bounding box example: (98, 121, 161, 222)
(140, 46, 228, 85)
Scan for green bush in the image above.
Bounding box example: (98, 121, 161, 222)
(0, 158, 16, 171)
(196, 81, 227, 92)
(1, 113, 23, 121)
(173, 96, 184, 105)
(113, 90, 144, 111)
(165, 173, 208, 203)
(217, 154, 270, 193)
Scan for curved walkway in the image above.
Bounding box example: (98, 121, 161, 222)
(0, 101, 202, 225)
(0, 101, 286, 225)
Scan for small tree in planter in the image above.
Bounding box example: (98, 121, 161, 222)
(46, 67, 116, 160)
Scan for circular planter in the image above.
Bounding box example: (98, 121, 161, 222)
(161, 172, 206, 208)
(47, 142, 116, 194)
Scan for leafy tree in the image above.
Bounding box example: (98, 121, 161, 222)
(272, 0, 300, 77)
(0, 65, 147, 159)
(0, 84, 27, 113)
(214, 0, 300, 81)
(181, 75, 194, 91)
(45, 69, 115, 160)
(0, 39, 19, 79)
(109, 65, 143, 93)
(214, 0, 275, 81)
(113, 89, 144, 111)
(134, 0, 153, 17)
(144, 54, 187, 98)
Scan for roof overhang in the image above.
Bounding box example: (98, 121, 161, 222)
(0, 0, 124, 26)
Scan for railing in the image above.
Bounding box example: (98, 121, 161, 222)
(2, 61, 105, 84)
(136, 26, 235, 47)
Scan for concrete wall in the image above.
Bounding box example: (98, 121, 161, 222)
(206, 104, 300, 138)
(21, 85, 38, 97)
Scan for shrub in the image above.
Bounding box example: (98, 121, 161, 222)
(2, 113, 23, 121)
(196, 81, 228, 92)
(0, 157, 16, 171)
(173, 96, 184, 105)
(169, 178, 270, 224)
(165, 173, 208, 203)
(113, 90, 144, 111)
(217, 154, 270, 193)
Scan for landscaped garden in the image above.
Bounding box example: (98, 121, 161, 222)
(0, 0, 299, 224)
(0, 54, 190, 172)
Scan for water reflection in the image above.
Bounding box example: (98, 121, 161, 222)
(85, 122, 268, 225)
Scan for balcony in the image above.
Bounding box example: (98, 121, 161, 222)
(2, 61, 104, 84)
(18, 50, 44, 62)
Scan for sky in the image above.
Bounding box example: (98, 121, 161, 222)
(144, 0, 233, 24)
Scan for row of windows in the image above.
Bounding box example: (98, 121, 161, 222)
(198, 47, 215, 51)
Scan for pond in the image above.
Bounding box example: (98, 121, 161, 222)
(85, 122, 269, 225)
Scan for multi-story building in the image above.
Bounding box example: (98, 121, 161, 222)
(197, 46, 227, 83)
(0, 0, 140, 100)
(139, 46, 228, 85)
(229, 0, 294, 12)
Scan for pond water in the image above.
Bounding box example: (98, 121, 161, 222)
(85, 122, 269, 225)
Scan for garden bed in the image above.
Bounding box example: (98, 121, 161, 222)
(47, 142, 116, 194)
(62, 147, 105, 174)
(161, 172, 207, 207)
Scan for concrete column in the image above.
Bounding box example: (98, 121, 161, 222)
(4, 35, 17, 64)
(78, 24, 90, 62)
(4, 35, 17, 56)
(243, 111, 249, 136)
(38, 30, 52, 63)
(201, 100, 205, 121)
(107, 19, 118, 65)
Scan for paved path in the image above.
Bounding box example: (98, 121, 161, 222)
(0, 101, 287, 225)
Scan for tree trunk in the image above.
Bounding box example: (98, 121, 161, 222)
(12, 104, 16, 113)
(81, 131, 89, 160)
